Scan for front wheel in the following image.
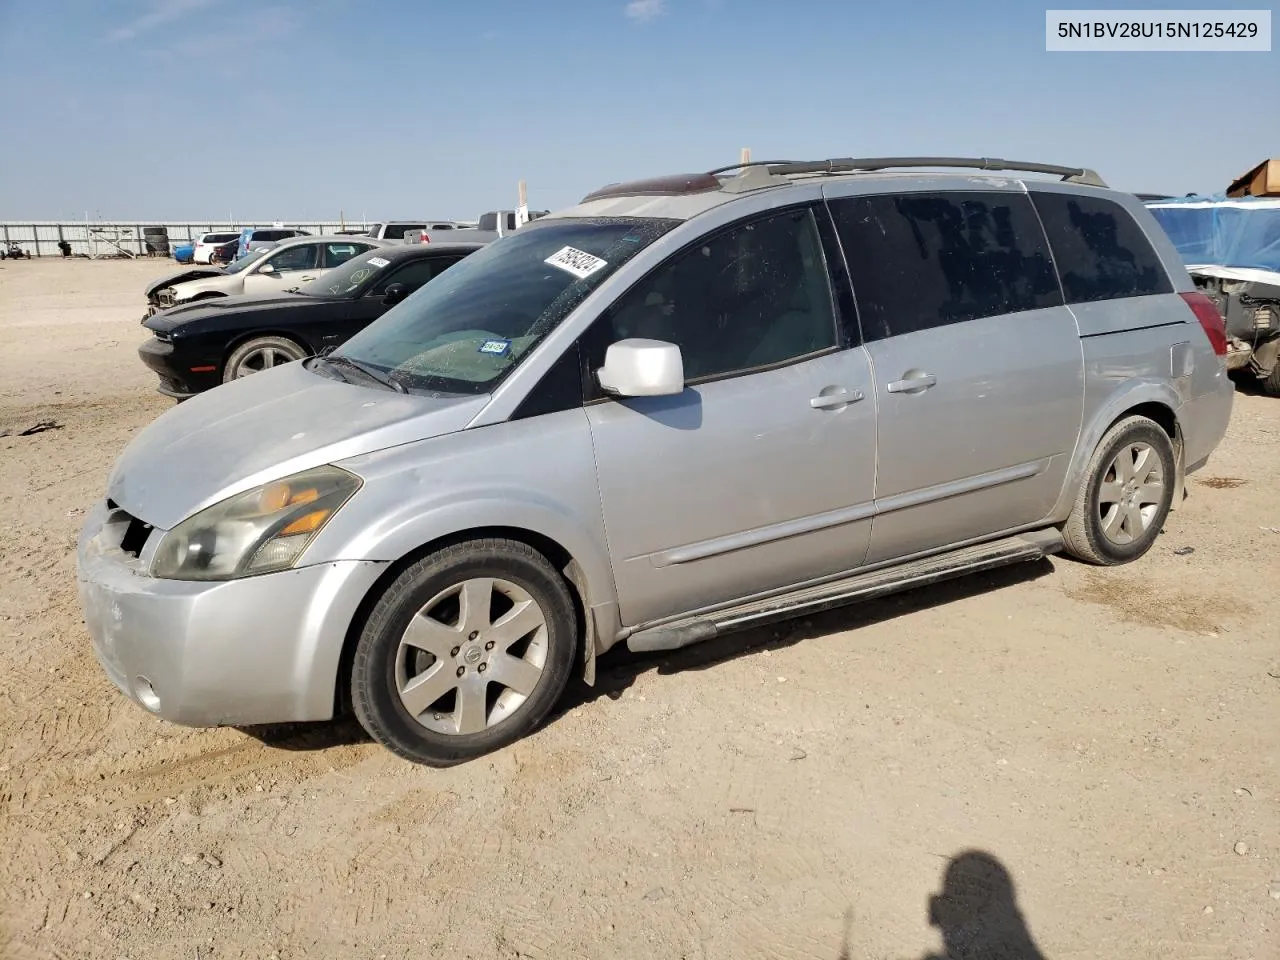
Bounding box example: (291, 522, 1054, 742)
(351, 539, 578, 766)
(222, 335, 308, 381)
(1062, 415, 1176, 565)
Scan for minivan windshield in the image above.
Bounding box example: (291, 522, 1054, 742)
(333, 217, 678, 394)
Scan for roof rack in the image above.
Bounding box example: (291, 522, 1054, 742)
(709, 156, 1107, 188)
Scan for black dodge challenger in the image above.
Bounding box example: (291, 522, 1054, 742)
(138, 242, 484, 398)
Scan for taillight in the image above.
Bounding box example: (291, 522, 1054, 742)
(1180, 291, 1227, 356)
(419, 231, 430, 244)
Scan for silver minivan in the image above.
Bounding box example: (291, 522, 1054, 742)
(77, 157, 1234, 765)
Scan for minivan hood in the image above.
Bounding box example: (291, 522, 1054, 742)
(107, 361, 488, 530)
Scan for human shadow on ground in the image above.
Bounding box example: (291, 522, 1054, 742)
(918, 850, 1047, 960)
(835, 850, 1047, 960)
(552, 558, 1054, 723)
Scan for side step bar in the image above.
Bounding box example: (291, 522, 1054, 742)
(627, 529, 1063, 654)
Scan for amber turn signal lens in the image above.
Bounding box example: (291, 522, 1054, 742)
(279, 508, 330, 536)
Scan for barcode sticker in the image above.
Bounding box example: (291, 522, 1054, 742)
(544, 246, 608, 279)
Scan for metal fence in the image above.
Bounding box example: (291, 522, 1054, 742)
(0, 221, 374, 258)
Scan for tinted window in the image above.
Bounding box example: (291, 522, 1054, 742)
(382, 224, 425, 241)
(830, 192, 1062, 340)
(322, 242, 367, 267)
(370, 256, 462, 295)
(512, 341, 585, 419)
(1031, 193, 1173, 303)
(593, 206, 839, 383)
(262, 244, 319, 272)
(478, 213, 497, 231)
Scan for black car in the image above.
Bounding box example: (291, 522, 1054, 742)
(138, 242, 483, 398)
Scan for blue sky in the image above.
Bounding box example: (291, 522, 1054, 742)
(0, 0, 1275, 221)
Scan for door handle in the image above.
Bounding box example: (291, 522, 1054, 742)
(886, 372, 937, 394)
(810, 388, 864, 409)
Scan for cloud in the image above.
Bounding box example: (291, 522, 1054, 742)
(624, 0, 665, 22)
(104, 0, 216, 43)
(143, 5, 296, 75)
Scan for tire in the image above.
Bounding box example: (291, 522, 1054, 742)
(351, 539, 578, 766)
(1062, 415, 1176, 565)
(222, 335, 308, 382)
(1263, 362, 1280, 398)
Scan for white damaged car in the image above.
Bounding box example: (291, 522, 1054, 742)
(152, 236, 386, 310)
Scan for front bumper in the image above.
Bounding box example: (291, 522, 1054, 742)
(76, 499, 385, 727)
(137, 337, 221, 399)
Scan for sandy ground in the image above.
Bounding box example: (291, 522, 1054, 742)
(1, 257, 1277, 960)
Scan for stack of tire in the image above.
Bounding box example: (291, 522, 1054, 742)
(143, 226, 170, 257)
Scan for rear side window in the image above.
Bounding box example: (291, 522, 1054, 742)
(382, 224, 425, 240)
(830, 191, 1062, 340)
(256, 229, 302, 242)
(323, 242, 367, 267)
(1030, 193, 1173, 303)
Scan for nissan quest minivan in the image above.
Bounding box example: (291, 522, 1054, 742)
(77, 157, 1234, 766)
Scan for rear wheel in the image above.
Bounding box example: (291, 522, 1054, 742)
(351, 539, 578, 766)
(1062, 415, 1176, 565)
(222, 335, 308, 381)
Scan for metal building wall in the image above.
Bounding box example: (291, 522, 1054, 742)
(0, 222, 373, 257)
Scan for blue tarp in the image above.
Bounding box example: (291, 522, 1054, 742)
(1146, 195, 1280, 273)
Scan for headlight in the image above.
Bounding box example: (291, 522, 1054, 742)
(150, 466, 361, 581)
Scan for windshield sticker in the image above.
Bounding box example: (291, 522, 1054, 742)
(478, 339, 511, 356)
(367, 256, 391, 268)
(544, 246, 608, 279)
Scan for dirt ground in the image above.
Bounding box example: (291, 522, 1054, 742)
(1, 257, 1277, 960)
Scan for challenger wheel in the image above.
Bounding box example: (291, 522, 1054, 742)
(223, 336, 308, 381)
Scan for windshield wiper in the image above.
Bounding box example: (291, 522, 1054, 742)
(324, 354, 406, 393)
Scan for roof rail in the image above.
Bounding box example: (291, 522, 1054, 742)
(710, 156, 1107, 188)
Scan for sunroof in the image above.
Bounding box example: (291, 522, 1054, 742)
(581, 172, 723, 203)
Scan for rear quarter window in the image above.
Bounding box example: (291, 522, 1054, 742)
(381, 224, 425, 240)
(830, 191, 1062, 340)
(1030, 193, 1173, 303)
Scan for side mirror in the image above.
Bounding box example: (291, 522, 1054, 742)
(596, 338, 684, 397)
(382, 282, 408, 305)
(258, 262, 277, 274)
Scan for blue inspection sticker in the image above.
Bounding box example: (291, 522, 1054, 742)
(478, 338, 511, 356)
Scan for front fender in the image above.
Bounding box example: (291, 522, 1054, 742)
(308, 412, 623, 664)
(1050, 378, 1185, 521)
(333, 489, 616, 606)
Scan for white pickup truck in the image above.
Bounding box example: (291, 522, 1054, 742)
(365, 221, 469, 244)
(419, 209, 548, 245)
